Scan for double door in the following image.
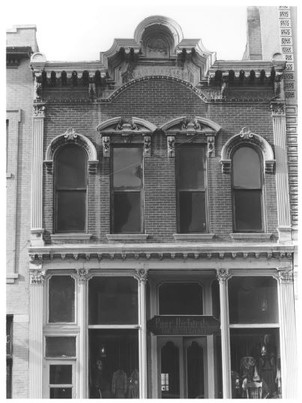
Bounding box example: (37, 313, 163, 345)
(158, 337, 207, 399)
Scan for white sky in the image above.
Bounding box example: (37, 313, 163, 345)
(3, 0, 251, 61)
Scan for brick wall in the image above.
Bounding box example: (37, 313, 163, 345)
(43, 78, 279, 242)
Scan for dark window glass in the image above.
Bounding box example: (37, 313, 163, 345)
(50, 365, 72, 384)
(56, 191, 86, 232)
(50, 388, 72, 398)
(55, 144, 87, 233)
(112, 147, 143, 233)
(179, 192, 206, 233)
(159, 283, 203, 315)
(6, 315, 13, 399)
(232, 147, 262, 232)
(113, 148, 142, 188)
(113, 192, 141, 233)
(46, 337, 76, 357)
(177, 146, 206, 233)
(89, 277, 138, 325)
(229, 277, 278, 324)
(161, 342, 180, 398)
(233, 190, 262, 231)
(230, 329, 281, 398)
(89, 329, 139, 398)
(49, 276, 75, 323)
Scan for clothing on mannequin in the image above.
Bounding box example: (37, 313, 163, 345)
(112, 369, 128, 398)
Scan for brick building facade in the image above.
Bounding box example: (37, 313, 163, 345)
(7, 7, 298, 399)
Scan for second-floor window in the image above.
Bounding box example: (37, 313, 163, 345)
(176, 145, 207, 233)
(112, 146, 143, 233)
(54, 144, 87, 233)
(232, 146, 263, 232)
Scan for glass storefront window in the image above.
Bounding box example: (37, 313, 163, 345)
(229, 277, 278, 324)
(89, 329, 139, 398)
(230, 329, 281, 399)
(49, 364, 73, 399)
(89, 277, 138, 325)
(159, 283, 203, 315)
(49, 276, 75, 323)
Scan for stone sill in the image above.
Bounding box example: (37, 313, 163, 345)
(51, 233, 92, 242)
(230, 233, 273, 241)
(106, 234, 149, 242)
(6, 273, 19, 284)
(173, 233, 216, 242)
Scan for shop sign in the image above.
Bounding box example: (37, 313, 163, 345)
(147, 315, 220, 336)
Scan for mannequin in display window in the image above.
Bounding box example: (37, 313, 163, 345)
(92, 359, 112, 398)
(112, 368, 128, 398)
(240, 356, 263, 398)
(258, 336, 278, 398)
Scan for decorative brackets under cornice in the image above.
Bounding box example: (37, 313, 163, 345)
(44, 128, 98, 174)
(220, 127, 275, 174)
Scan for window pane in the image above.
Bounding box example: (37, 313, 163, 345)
(89, 277, 138, 325)
(113, 148, 142, 188)
(50, 365, 72, 384)
(50, 388, 72, 398)
(89, 329, 139, 398)
(57, 190, 86, 232)
(56, 145, 87, 188)
(113, 192, 141, 233)
(46, 337, 76, 357)
(159, 283, 203, 315)
(234, 190, 262, 231)
(161, 342, 180, 398)
(177, 147, 205, 189)
(230, 329, 281, 398)
(49, 276, 75, 323)
(233, 147, 261, 189)
(229, 277, 278, 324)
(179, 191, 206, 233)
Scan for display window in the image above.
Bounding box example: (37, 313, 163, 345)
(48, 275, 75, 323)
(89, 329, 139, 398)
(230, 329, 281, 399)
(159, 282, 203, 315)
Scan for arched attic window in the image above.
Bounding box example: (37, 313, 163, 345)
(54, 144, 88, 233)
(232, 146, 263, 232)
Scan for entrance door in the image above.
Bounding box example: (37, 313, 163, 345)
(158, 337, 207, 399)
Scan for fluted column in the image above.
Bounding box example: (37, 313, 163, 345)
(271, 102, 292, 243)
(77, 269, 89, 398)
(31, 103, 45, 246)
(276, 266, 297, 399)
(137, 269, 148, 398)
(217, 269, 232, 399)
(29, 263, 45, 398)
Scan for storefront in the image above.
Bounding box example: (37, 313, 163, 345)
(28, 250, 295, 399)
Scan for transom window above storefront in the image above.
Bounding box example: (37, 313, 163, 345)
(159, 283, 203, 315)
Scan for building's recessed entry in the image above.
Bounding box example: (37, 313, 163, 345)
(158, 336, 207, 399)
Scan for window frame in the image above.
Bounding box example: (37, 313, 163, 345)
(53, 144, 88, 234)
(176, 144, 208, 234)
(231, 145, 264, 233)
(111, 145, 144, 234)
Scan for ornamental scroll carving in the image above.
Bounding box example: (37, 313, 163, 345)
(270, 102, 285, 116)
(33, 102, 46, 118)
(276, 266, 294, 284)
(134, 268, 149, 283)
(76, 268, 90, 283)
(216, 268, 232, 282)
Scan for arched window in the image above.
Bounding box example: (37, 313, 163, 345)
(232, 146, 263, 232)
(54, 144, 87, 232)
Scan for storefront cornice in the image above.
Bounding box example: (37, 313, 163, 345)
(28, 242, 295, 262)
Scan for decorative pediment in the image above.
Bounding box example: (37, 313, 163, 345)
(160, 116, 221, 158)
(220, 127, 275, 174)
(44, 128, 98, 173)
(97, 117, 157, 157)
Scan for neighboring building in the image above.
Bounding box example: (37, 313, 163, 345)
(7, 7, 298, 399)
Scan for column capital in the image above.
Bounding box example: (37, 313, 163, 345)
(216, 268, 232, 282)
(276, 266, 294, 284)
(29, 268, 46, 285)
(76, 268, 90, 283)
(33, 102, 46, 118)
(134, 268, 148, 283)
(270, 102, 286, 116)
